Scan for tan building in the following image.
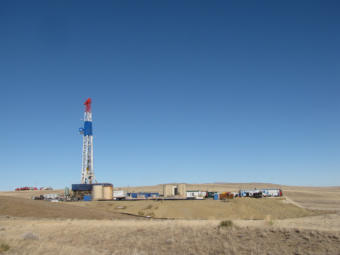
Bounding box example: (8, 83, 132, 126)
(163, 183, 186, 198)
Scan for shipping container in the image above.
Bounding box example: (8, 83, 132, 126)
(186, 191, 206, 199)
(72, 184, 93, 191)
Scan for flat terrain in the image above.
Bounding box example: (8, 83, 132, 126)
(0, 183, 339, 254)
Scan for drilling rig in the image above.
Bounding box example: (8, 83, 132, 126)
(79, 98, 96, 184)
(71, 98, 112, 201)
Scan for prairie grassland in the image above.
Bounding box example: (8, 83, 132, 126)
(0, 217, 339, 255)
(0, 196, 132, 220)
(72, 197, 325, 220)
(0, 191, 327, 221)
(1, 184, 339, 254)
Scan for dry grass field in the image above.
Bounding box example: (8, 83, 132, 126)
(0, 183, 339, 254)
(72, 198, 325, 220)
(0, 196, 131, 220)
(0, 217, 340, 255)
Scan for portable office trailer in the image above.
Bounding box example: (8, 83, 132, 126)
(44, 193, 59, 200)
(113, 190, 126, 200)
(186, 191, 206, 199)
(186, 190, 199, 198)
(239, 189, 282, 197)
(239, 190, 262, 197)
(238, 189, 284, 198)
(126, 192, 159, 199)
(200, 191, 207, 198)
(261, 189, 282, 197)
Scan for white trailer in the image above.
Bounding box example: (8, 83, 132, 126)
(261, 189, 282, 197)
(113, 190, 126, 200)
(186, 191, 206, 199)
(43, 193, 59, 200)
(239, 189, 282, 197)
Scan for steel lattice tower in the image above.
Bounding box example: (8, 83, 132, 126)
(79, 98, 96, 184)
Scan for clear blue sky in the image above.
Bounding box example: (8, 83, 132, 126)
(1, 1, 340, 190)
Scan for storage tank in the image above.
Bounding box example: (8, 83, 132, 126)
(177, 184, 187, 198)
(163, 184, 172, 197)
(92, 184, 104, 200)
(103, 184, 113, 200)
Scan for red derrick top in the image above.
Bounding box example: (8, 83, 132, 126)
(84, 98, 92, 112)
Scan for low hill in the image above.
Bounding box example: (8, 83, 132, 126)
(0, 196, 133, 220)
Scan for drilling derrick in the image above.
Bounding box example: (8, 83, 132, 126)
(79, 98, 96, 184)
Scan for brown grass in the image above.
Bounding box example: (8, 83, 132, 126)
(0, 243, 10, 253)
(70, 197, 325, 220)
(0, 218, 339, 255)
(0, 184, 340, 254)
(0, 196, 133, 220)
